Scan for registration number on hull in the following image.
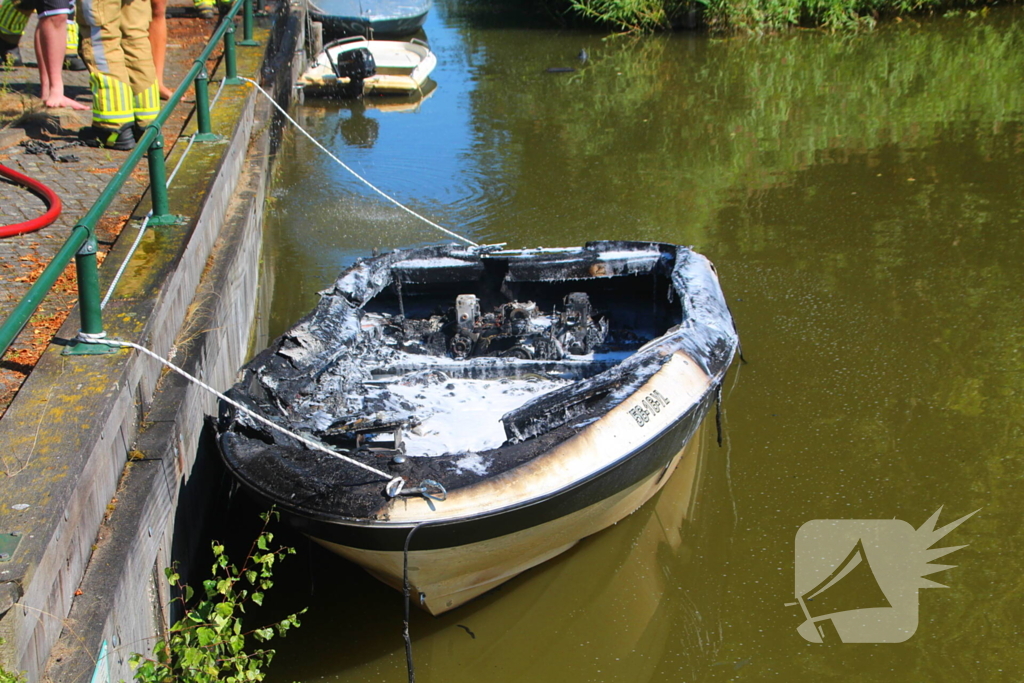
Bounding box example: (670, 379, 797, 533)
(628, 389, 671, 428)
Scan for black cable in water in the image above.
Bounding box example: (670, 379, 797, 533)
(307, 536, 315, 597)
(715, 384, 724, 447)
(403, 521, 429, 683)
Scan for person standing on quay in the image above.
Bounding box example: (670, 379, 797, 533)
(0, 0, 88, 108)
(34, 0, 87, 108)
(77, 0, 159, 150)
(149, 0, 170, 99)
(192, 0, 230, 20)
(0, 0, 86, 70)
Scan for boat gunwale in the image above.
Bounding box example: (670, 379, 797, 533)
(217, 241, 737, 544)
(218, 351, 728, 535)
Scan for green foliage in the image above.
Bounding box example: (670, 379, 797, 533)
(570, 0, 671, 31)
(0, 640, 24, 683)
(130, 512, 305, 682)
(0, 667, 23, 683)
(564, 0, 992, 33)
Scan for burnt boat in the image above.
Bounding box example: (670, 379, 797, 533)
(215, 241, 738, 614)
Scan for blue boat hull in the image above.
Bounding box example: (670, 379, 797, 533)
(309, 0, 431, 37)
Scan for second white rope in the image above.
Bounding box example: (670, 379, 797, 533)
(87, 336, 397, 484)
(240, 77, 479, 248)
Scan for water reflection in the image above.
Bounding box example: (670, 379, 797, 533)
(260, 3, 1024, 680)
(263, 426, 729, 682)
(340, 105, 380, 147)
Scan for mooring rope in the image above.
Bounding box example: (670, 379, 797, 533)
(77, 334, 399, 485)
(238, 77, 479, 248)
(101, 78, 226, 308)
(165, 133, 198, 189)
(101, 211, 153, 309)
(103, 75, 476, 311)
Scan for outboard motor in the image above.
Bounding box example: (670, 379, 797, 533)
(333, 47, 376, 84)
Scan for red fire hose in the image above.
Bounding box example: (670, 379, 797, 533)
(0, 163, 63, 237)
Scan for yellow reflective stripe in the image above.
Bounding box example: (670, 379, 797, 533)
(133, 81, 160, 123)
(193, 0, 214, 7)
(65, 19, 78, 52)
(0, 0, 29, 36)
(90, 71, 133, 127)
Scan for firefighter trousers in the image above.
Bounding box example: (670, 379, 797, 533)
(193, 0, 230, 11)
(77, 0, 158, 130)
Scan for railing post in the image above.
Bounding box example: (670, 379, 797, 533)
(223, 24, 242, 85)
(76, 238, 102, 334)
(147, 133, 180, 225)
(65, 233, 115, 354)
(193, 68, 221, 141)
(2, 2, 257, 358)
(238, 0, 258, 46)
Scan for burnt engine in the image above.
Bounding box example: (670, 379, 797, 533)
(381, 292, 608, 361)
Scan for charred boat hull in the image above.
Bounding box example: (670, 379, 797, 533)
(216, 242, 738, 613)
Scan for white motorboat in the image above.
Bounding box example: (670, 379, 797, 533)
(299, 36, 436, 97)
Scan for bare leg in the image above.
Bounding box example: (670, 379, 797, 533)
(36, 14, 87, 109)
(149, 0, 171, 99)
(34, 22, 49, 98)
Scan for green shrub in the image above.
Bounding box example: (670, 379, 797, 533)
(564, 0, 990, 33)
(0, 640, 24, 683)
(131, 512, 304, 682)
(570, 0, 672, 30)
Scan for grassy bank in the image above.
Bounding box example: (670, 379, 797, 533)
(564, 0, 1005, 32)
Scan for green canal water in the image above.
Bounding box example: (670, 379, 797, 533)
(252, 2, 1023, 680)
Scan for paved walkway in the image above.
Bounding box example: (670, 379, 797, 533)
(0, 0, 221, 414)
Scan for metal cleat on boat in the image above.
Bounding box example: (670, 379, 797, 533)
(386, 478, 447, 501)
(401, 480, 447, 501)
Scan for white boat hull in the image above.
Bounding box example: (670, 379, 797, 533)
(299, 37, 436, 96)
(316, 419, 704, 615)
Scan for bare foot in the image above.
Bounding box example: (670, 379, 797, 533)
(45, 95, 89, 110)
(159, 84, 173, 100)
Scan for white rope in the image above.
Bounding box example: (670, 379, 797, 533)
(239, 76, 479, 248)
(168, 78, 224, 187)
(166, 133, 198, 189)
(101, 211, 152, 309)
(210, 76, 228, 110)
(85, 336, 398, 484)
(102, 78, 226, 307)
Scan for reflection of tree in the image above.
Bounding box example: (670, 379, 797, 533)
(451, 9, 1023, 679)
(339, 105, 380, 148)
(710, 142, 1023, 679)
(457, 13, 1024, 247)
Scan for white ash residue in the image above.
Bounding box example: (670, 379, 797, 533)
(386, 375, 569, 457)
(452, 453, 490, 475)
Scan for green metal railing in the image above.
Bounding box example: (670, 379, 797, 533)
(0, 0, 261, 356)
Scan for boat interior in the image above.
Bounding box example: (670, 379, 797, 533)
(218, 244, 734, 517)
(291, 249, 687, 457)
